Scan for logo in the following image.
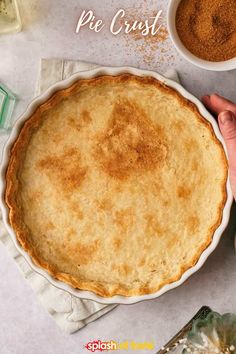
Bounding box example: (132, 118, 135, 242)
(85, 340, 118, 352)
(84, 340, 155, 351)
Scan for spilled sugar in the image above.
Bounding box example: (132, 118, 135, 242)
(119, 2, 175, 66)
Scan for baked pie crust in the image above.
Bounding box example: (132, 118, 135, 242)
(5, 75, 227, 297)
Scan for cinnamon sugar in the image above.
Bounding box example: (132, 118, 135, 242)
(176, 0, 236, 62)
(120, 5, 174, 66)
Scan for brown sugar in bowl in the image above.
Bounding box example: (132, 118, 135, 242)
(167, 0, 236, 71)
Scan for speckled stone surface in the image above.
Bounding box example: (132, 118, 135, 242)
(0, 1, 236, 353)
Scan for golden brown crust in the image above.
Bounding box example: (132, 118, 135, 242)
(5, 74, 228, 297)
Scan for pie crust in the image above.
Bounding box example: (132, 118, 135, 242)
(5, 74, 228, 297)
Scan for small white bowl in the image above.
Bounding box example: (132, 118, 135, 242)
(167, 0, 236, 72)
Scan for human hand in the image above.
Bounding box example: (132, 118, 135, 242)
(202, 93, 236, 200)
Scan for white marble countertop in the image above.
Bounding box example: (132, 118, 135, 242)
(0, 1, 236, 353)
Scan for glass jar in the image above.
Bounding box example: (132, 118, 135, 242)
(0, 0, 22, 34)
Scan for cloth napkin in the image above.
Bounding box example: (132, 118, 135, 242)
(0, 59, 179, 334)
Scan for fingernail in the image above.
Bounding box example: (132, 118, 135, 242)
(219, 111, 235, 125)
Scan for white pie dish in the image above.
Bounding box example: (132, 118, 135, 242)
(0, 66, 233, 305)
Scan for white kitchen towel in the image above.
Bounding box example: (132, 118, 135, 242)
(36, 59, 180, 95)
(0, 59, 179, 334)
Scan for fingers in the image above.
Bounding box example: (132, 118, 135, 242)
(202, 94, 236, 116)
(202, 94, 236, 199)
(202, 95, 211, 109)
(219, 111, 236, 198)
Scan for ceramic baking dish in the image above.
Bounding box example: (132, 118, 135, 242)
(0, 66, 233, 304)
